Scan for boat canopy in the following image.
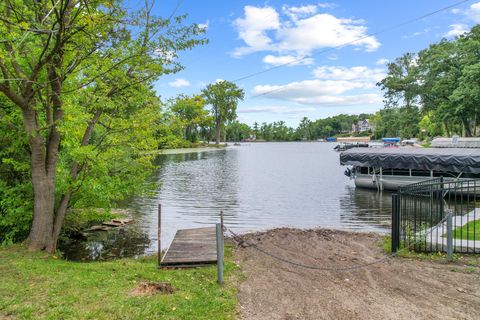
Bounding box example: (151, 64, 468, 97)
(382, 137, 400, 143)
(340, 148, 480, 174)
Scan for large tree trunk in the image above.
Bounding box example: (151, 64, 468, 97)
(28, 168, 56, 251)
(24, 115, 62, 252)
(463, 118, 472, 137)
(473, 112, 477, 137)
(23, 108, 57, 251)
(444, 121, 450, 137)
(25, 31, 66, 252)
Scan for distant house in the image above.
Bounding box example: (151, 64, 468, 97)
(352, 119, 372, 133)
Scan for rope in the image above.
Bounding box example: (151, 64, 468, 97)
(226, 227, 391, 272)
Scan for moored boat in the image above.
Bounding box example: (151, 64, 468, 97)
(340, 147, 480, 191)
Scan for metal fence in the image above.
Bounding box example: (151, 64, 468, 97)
(392, 177, 480, 254)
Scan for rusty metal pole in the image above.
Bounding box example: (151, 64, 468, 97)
(158, 203, 161, 267)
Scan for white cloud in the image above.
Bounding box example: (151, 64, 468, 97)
(252, 65, 385, 107)
(254, 80, 367, 97)
(277, 14, 380, 53)
(444, 23, 469, 38)
(450, 2, 480, 26)
(376, 58, 389, 65)
(253, 80, 382, 106)
(154, 49, 176, 62)
(327, 54, 338, 60)
(252, 79, 382, 106)
(198, 20, 209, 31)
(232, 6, 280, 57)
(312, 66, 385, 82)
(282, 4, 318, 21)
(239, 106, 315, 114)
(318, 3, 337, 9)
(168, 78, 190, 88)
(294, 94, 382, 106)
(467, 2, 480, 23)
(402, 27, 431, 39)
(232, 5, 380, 58)
(262, 54, 313, 66)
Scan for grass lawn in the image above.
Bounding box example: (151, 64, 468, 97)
(453, 220, 480, 240)
(0, 245, 240, 320)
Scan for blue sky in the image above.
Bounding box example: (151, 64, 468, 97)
(148, 0, 480, 127)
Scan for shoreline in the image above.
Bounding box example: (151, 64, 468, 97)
(157, 145, 228, 155)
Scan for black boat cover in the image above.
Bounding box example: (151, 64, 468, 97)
(340, 148, 480, 174)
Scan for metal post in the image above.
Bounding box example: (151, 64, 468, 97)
(380, 167, 383, 191)
(158, 203, 161, 267)
(392, 194, 400, 253)
(220, 210, 224, 230)
(440, 177, 445, 204)
(446, 211, 453, 261)
(216, 223, 224, 284)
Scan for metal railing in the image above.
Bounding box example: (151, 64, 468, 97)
(392, 177, 480, 254)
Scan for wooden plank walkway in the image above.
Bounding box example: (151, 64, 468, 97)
(160, 227, 217, 268)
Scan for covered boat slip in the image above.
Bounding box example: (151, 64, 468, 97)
(340, 148, 480, 173)
(340, 148, 480, 191)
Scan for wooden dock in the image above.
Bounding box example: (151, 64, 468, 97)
(160, 227, 217, 268)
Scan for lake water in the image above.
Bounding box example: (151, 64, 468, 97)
(61, 142, 393, 260)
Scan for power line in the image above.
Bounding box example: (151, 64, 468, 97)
(230, 0, 472, 98)
(167, 0, 185, 20)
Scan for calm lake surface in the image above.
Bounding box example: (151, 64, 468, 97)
(61, 142, 393, 260)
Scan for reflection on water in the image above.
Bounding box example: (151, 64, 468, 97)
(339, 186, 392, 229)
(129, 142, 393, 255)
(59, 227, 150, 261)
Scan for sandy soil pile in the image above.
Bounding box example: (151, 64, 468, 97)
(234, 228, 480, 320)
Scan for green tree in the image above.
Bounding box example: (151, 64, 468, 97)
(417, 40, 465, 136)
(0, 96, 32, 243)
(297, 117, 313, 140)
(0, 0, 205, 252)
(378, 53, 421, 108)
(376, 26, 480, 138)
(252, 121, 259, 138)
(260, 122, 273, 141)
(225, 121, 251, 141)
(169, 95, 210, 143)
(202, 81, 245, 144)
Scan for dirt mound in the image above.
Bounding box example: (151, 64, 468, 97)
(234, 228, 480, 320)
(130, 281, 176, 296)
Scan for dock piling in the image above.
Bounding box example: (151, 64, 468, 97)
(158, 203, 161, 267)
(216, 223, 224, 284)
